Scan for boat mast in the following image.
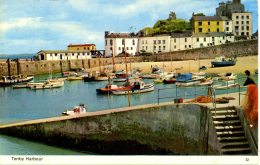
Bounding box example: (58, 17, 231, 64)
(111, 38, 116, 73)
(124, 39, 131, 107)
(99, 52, 101, 74)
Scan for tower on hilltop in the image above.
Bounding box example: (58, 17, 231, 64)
(168, 12, 177, 20)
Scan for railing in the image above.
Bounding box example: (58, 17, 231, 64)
(158, 85, 217, 116)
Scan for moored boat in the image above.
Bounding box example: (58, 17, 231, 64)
(62, 104, 87, 116)
(96, 83, 131, 94)
(175, 73, 205, 86)
(213, 80, 238, 89)
(112, 81, 154, 95)
(195, 79, 213, 86)
(0, 75, 34, 85)
(211, 56, 236, 67)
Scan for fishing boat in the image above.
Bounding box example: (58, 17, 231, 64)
(96, 83, 131, 94)
(220, 73, 237, 80)
(112, 81, 154, 95)
(193, 72, 206, 76)
(175, 73, 205, 86)
(211, 56, 237, 67)
(195, 79, 213, 86)
(62, 104, 87, 116)
(67, 76, 83, 80)
(111, 71, 136, 82)
(163, 76, 176, 84)
(0, 75, 34, 85)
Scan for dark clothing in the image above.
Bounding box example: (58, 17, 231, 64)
(243, 75, 256, 86)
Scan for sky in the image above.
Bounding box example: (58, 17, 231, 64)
(0, 0, 258, 55)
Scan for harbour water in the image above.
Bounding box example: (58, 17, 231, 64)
(0, 73, 257, 155)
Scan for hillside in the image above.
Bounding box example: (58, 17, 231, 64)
(142, 19, 191, 35)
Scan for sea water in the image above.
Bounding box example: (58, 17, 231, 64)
(0, 73, 257, 155)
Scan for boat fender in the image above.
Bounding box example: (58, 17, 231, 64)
(74, 109, 76, 112)
(78, 108, 80, 113)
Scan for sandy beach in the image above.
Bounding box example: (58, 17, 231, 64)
(89, 55, 258, 75)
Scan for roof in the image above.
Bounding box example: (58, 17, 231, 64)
(220, 16, 231, 21)
(68, 44, 95, 47)
(171, 32, 192, 38)
(192, 33, 210, 37)
(208, 32, 226, 37)
(194, 16, 222, 21)
(37, 50, 91, 54)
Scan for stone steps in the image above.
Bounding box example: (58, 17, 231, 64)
(211, 107, 251, 155)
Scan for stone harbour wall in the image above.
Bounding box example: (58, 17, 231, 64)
(0, 103, 219, 155)
(0, 40, 257, 77)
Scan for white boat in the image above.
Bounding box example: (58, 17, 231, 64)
(0, 75, 34, 85)
(195, 80, 213, 86)
(175, 73, 205, 86)
(193, 72, 205, 76)
(62, 104, 87, 116)
(30, 79, 64, 89)
(112, 81, 154, 95)
(112, 72, 137, 82)
(220, 73, 237, 80)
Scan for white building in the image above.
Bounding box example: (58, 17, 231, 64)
(139, 34, 171, 54)
(170, 33, 193, 51)
(104, 31, 139, 56)
(37, 50, 92, 61)
(220, 16, 233, 34)
(232, 12, 253, 39)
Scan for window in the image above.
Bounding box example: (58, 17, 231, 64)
(122, 39, 124, 45)
(65, 53, 67, 56)
(226, 27, 229, 31)
(208, 29, 210, 32)
(163, 46, 165, 50)
(162, 40, 165, 44)
(77, 48, 79, 50)
(217, 28, 219, 32)
(83, 53, 85, 56)
(174, 45, 176, 49)
(199, 28, 202, 32)
(131, 47, 133, 50)
(132, 39, 135, 45)
(223, 36, 225, 40)
(159, 46, 161, 50)
(88, 47, 89, 50)
(204, 38, 206, 42)
(127, 47, 129, 50)
(158, 40, 161, 44)
(142, 40, 144, 44)
(122, 47, 124, 51)
(199, 22, 202, 26)
(241, 26, 244, 30)
(174, 39, 176, 43)
(236, 21, 239, 24)
(110, 47, 112, 50)
(241, 16, 244, 19)
(84, 47, 86, 50)
(185, 38, 187, 42)
(154, 46, 156, 50)
(247, 21, 249, 24)
(72, 53, 74, 56)
(119, 47, 121, 50)
(55, 53, 57, 56)
(196, 38, 199, 42)
(185, 45, 187, 48)
(200, 43, 203, 47)
(241, 32, 244, 35)
(247, 32, 249, 36)
(236, 16, 239, 19)
(146, 46, 147, 50)
(87, 52, 89, 55)
(153, 40, 156, 44)
(208, 22, 210, 25)
(241, 21, 244, 24)
(247, 26, 249, 31)
(212, 37, 214, 41)
(226, 21, 229, 25)
(246, 15, 249, 19)
(189, 45, 191, 48)
(142, 46, 144, 50)
(217, 22, 219, 25)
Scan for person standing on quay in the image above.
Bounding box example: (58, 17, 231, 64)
(243, 70, 256, 86)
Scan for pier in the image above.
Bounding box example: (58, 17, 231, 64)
(0, 92, 257, 155)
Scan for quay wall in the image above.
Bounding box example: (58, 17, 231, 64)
(0, 40, 257, 77)
(0, 103, 219, 155)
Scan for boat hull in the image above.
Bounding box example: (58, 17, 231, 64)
(211, 60, 236, 67)
(175, 78, 205, 86)
(112, 86, 154, 95)
(0, 77, 34, 85)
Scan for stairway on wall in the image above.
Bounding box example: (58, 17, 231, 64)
(211, 107, 252, 155)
